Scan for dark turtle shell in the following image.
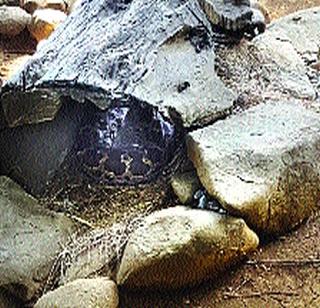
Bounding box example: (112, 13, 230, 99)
(68, 96, 185, 186)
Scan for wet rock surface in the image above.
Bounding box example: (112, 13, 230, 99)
(0, 176, 78, 301)
(117, 206, 258, 289)
(34, 278, 119, 308)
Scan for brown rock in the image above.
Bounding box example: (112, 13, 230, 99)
(0, 6, 31, 36)
(21, 0, 67, 14)
(27, 8, 66, 42)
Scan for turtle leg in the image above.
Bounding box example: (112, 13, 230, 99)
(192, 188, 227, 214)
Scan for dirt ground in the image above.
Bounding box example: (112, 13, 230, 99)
(1, 1, 320, 307)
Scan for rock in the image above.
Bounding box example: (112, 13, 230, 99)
(216, 9, 320, 104)
(34, 278, 119, 308)
(65, 0, 80, 13)
(0, 6, 31, 36)
(28, 8, 67, 42)
(266, 8, 320, 64)
(171, 170, 201, 204)
(133, 35, 236, 128)
(198, 0, 251, 31)
(0, 0, 19, 6)
(0, 176, 78, 300)
(187, 101, 320, 235)
(117, 206, 258, 289)
(22, 0, 67, 14)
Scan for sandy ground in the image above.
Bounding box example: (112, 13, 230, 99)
(0, 1, 320, 307)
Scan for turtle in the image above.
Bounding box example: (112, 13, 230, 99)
(0, 0, 266, 216)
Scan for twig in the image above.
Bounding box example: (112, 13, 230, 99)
(224, 291, 299, 299)
(69, 215, 95, 229)
(245, 259, 320, 267)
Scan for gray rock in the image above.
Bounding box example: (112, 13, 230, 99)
(266, 8, 320, 64)
(117, 206, 258, 289)
(187, 101, 320, 234)
(0, 6, 31, 36)
(0, 177, 78, 300)
(133, 35, 235, 128)
(216, 9, 320, 103)
(171, 170, 201, 204)
(34, 278, 119, 308)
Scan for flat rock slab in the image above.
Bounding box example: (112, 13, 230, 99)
(133, 35, 235, 128)
(34, 278, 119, 308)
(188, 101, 320, 234)
(0, 176, 78, 300)
(117, 206, 258, 289)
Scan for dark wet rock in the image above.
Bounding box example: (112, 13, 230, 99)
(117, 206, 258, 289)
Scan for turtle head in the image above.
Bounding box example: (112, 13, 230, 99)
(71, 96, 186, 186)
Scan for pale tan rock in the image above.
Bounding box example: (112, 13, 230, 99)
(132, 35, 235, 128)
(28, 8, 66, 42)
(21, 0, 67, 14)
(34, 278, 119, 308)
(0, 176, 78, 300)
(188, 101, 320, 235)
(117, 206, 258, 289)
(171, 170, 201, 204)
(0, 6, 31, 36)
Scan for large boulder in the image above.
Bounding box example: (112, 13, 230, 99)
(188, 101, 320, 234)
(117, 206, 258, 289)
(34, 278, 119, 308)
(0, 176, 78, 301)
